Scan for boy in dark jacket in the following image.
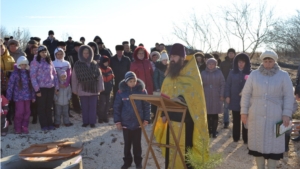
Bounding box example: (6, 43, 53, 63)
(113, 71, 150, 169)
(98, 56, 114, 123)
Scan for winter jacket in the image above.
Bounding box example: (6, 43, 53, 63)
(67, 50, 79, 68)
(1, 49, 15, 79)
(201, 68, 225, 114)
(113, 79, 151, 130)
(100, 65, 114, 95)
(241, 63, 294, 154)
(124, 51, 133, 62)
(87, 42, 101, 64)
(153, 61, 167, 91)
(6, 66, 35, 102)
(225, 54, 252, 111)
(54, 85, 71, 105)
(71, 46, 104, 97)
(65, 40, 74, 55)
(53, 48, 72, 87)
(43, 37, 59, 61)
(27, 54, 35, 64)
(9, 48, 26, 61)
(30, 56, 59, 92)
(220, 56, 234, 80)
(130, 48, 154, 94)
(110, 55, 131, 88)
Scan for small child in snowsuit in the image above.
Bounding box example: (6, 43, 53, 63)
(54, 70, 73, 128)
(6, 56, 35, 134)
(114, 71, 151, 169)
(1, 95, 9, 136)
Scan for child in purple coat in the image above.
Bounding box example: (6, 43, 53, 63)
(30, 45, 59, 131)
(6, 56, 35, 134)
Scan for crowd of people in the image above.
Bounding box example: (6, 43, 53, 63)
(1, 29, 300, 169)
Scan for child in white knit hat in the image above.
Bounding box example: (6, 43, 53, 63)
(6, 56, 35, 134)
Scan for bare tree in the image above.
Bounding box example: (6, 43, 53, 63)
(11, 27, 31, 51)
(173, 13, 224, 53)
(0, 26, 9, 39)
(267, 10, 300, 54)
(61, 32, 71, 41)
(222, 1, 275, 59)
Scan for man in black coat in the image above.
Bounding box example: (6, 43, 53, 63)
(122, 41, 133, 61)
(110, 45, 131, 100)
(43, 30, 59, 61)
(97, 41, 112, 58)
(220, 48, 236, 128)
(65, 37, 74, 55)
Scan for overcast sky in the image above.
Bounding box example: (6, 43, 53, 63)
(1, 0, 299, 53)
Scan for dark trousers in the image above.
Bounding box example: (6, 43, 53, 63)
(207, 114, 218, 135)
(97, 93, 110, 120)
(71, 93, 81, 113)
(37, 87, 55, 128)
(7, 101, 15, 124)
(80, 95, 97, 125)
(122, 128, 142, 166)
(166, 111, 194, 169)
(232, 111, 248, 142)
(30, 101, 37, 122)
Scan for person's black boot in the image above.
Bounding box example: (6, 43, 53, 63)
(224, 122, 229, 129)
(291, 132, 300, 142)
(285, 133, 290, 152)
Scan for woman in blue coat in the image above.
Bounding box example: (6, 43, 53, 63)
(224, 53, 251, 143)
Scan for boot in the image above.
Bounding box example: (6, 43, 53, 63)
(291, 131, 300, 141)
(212, 117, 218, 138)
(267, 159, 277, 169)
(285, 133, 290, 152)
(255, 157, 265, 169)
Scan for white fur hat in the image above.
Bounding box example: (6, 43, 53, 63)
(17, 56, 29, 70)
(160, 52, 169, 61)
(260, 50, 278, 61)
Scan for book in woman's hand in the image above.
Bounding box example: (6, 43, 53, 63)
(274, 120, 292, 138)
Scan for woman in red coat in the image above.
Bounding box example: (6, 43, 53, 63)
(130, 46, 154, 94)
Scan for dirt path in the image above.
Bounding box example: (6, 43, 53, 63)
(1, 112, 299, 169)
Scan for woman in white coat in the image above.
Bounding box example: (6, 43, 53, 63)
(241, 50, 294, 169)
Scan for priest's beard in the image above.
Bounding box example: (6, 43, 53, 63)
(167, 58, 185, 79)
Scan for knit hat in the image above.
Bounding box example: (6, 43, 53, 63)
(227, 48, 236, 55)
(170, 43, 186, 59)
(48, 30, 54, 35)
(17, 56, 29, 70)
(80, 37, 85, 41)
(206, 58, 217, 65)
(102, 55, 109, 63)
(124, 71, 137, 83)
(38, 45, 47, 53)
(160, 52, 169, 61)
(150, 51, 161, 60)
(7, 39, 19, 46)
(116, 45, 124, 51)
(260, 50, 278, 61)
